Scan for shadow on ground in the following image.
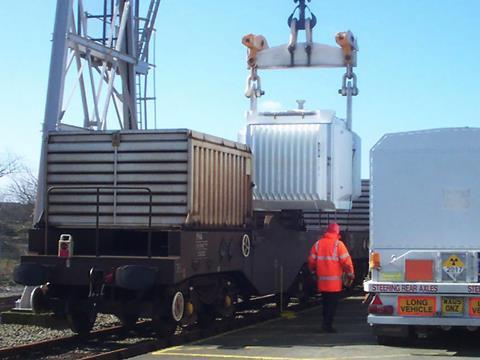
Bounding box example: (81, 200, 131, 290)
(198, 296, 480, 358)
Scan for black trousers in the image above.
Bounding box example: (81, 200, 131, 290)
(321, 291, 340, 328)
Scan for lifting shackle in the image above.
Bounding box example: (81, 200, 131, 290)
(242, 34, 268, 112)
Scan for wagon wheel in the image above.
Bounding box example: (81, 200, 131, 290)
(116, 299, 140, 329)
(31, 286, 49, 314)
(180, 297, 197, 327)
(153, 317, 178, 337)
(197, 303, 216, 329)
(294, 278, 308, 304)
(215, 289, 238, 319)
(118, 312, 139, 329)
(275, 292, 290, 312)
(295, 267, 316, 304)
(66, 299, 97, 335)
(153, 290, 185, 336)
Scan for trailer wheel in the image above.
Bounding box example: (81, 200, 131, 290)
(376, 335, 414, 346)
(375, 325, 415, 346)
(66, 300, 97, 335)
(376, 335, 396, 346)
(376, 331, 414, 346)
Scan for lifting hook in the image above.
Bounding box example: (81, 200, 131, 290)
(287, 0, 317, 66)
(287, 0, 317, 31)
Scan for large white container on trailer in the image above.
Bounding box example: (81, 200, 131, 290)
(242, 108, 361, 211)
(371, 128, 480, 250)
(365, 127, 480, 340)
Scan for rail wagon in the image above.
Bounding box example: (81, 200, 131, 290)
(15, 129, 321, 333)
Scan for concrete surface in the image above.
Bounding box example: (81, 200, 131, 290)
(133, 296, 480, 360)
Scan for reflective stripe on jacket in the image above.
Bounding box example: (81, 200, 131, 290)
(308, 232, 354, 292)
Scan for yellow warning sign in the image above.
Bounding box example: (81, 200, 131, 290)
(443, 255, 464, 268)
(441, 297, 464, 316)
(379, 272, 403, 282)
(442, 255, 465, 280)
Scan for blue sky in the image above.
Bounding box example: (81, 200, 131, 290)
(0, 0, 479, 181)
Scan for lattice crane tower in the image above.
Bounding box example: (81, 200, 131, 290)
(36, 0, 161, 223)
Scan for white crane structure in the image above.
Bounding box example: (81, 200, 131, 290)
(35, 0, 161, 223)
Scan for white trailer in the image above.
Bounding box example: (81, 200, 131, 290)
(364, 128, 480, 343)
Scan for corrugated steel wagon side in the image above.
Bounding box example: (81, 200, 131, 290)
(44, 129, 252, 230)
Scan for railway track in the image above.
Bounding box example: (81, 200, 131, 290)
(0, 289, 363, 360)
(0, 293, 334, 360)
(0, 322, 144, 359)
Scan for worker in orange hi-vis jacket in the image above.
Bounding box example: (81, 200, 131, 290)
(308, 222, 355, 333)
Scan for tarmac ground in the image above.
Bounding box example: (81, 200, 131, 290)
(134, 296, 480, 360)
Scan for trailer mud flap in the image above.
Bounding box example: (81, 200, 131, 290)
(115, 265, 157, 291)
(13, 263, 50, 286)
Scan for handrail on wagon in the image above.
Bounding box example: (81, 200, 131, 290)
(45, 186, 153, 258)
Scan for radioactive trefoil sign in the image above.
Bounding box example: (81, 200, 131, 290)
(442, 255, 465, 281)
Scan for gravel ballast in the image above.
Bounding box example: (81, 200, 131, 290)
(0, 286, 23, 298)
(0, 314, 121, 349)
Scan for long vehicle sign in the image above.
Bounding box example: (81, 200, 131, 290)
(397, 296, 436, 316)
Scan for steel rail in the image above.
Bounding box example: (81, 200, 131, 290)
(0, 289, 362, 359)
(77, 291, 363, 360)
(0, 321, 150, 359)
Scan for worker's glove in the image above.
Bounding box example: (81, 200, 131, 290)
(344, 277, 354, 288)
